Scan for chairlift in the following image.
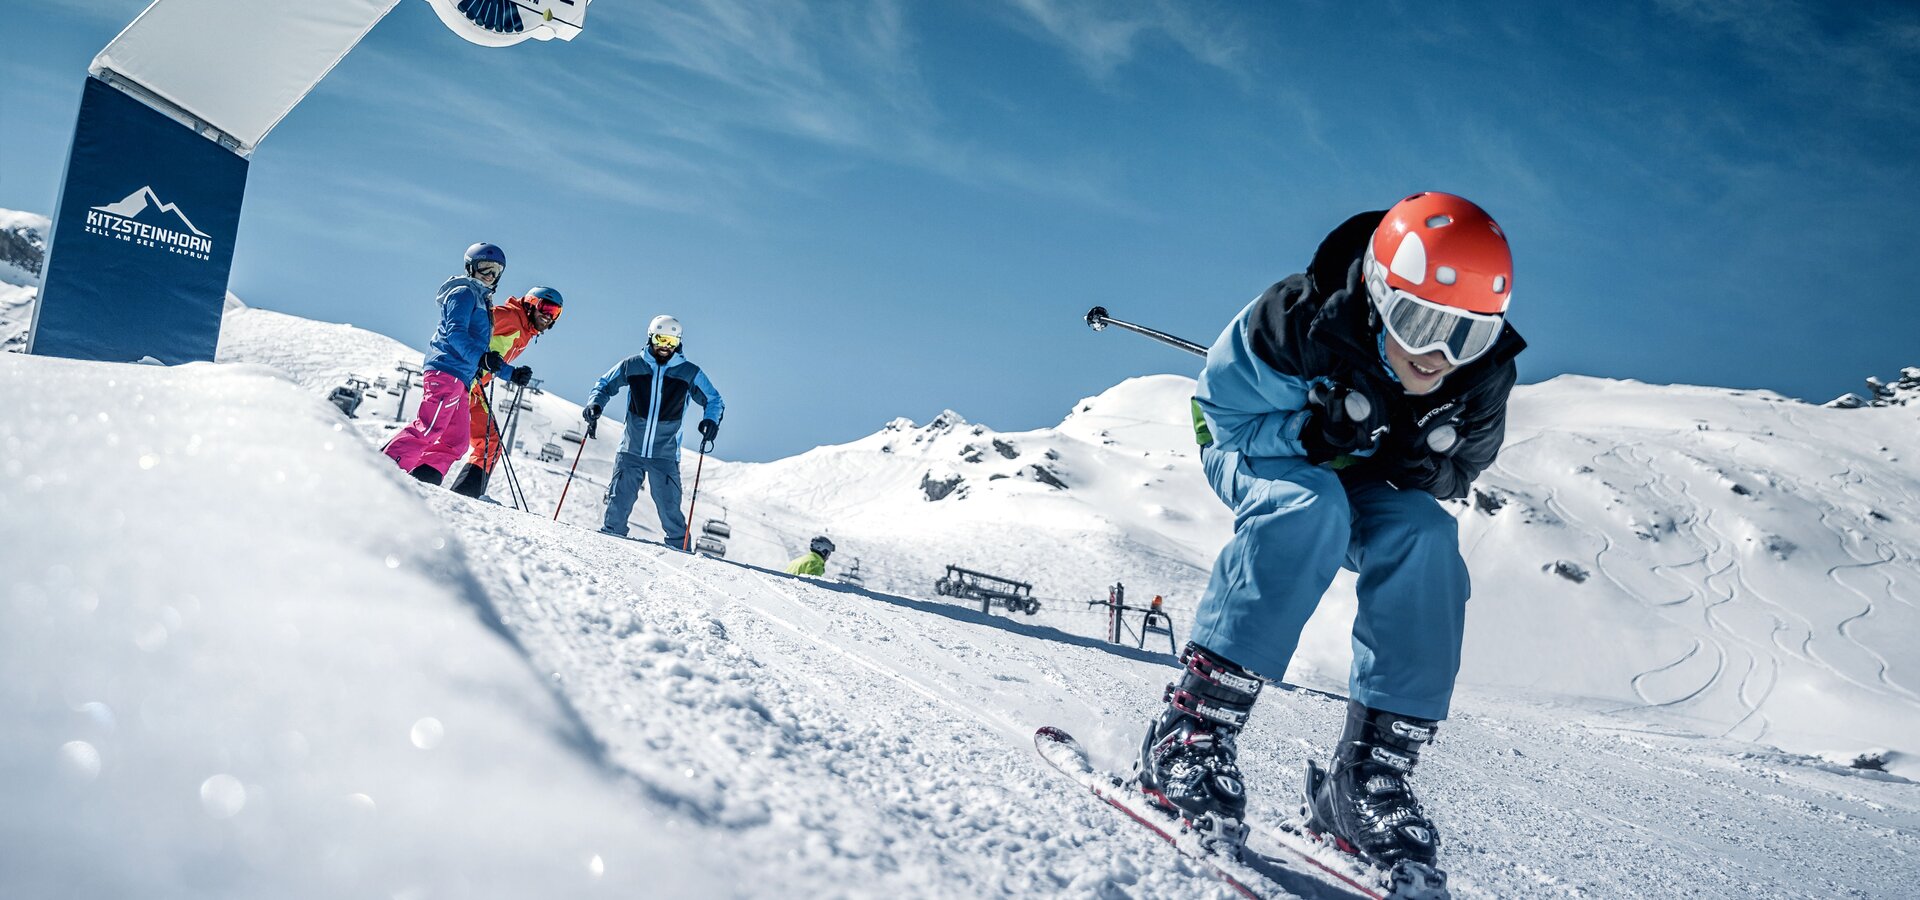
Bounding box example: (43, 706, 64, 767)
(837, 557, 865, 588)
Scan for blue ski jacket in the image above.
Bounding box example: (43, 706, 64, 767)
(422, 275, 518, 386)
(588, 351, 724, 459)
(1194, 211, 1526, 500)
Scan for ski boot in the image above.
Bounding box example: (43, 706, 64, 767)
(1303, 701, 1450, 898)
(447, 463, 491, 498)
(407, 464, 445, 485)
(1136, 643, 1263, 852)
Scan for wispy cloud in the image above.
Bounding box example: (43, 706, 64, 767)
(1656, 0, 1920, 126)
(997, 0, 1248, 83)
(427, 0, 1143, 219)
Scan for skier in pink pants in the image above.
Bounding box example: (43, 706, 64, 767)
(383, 242, 528, 484)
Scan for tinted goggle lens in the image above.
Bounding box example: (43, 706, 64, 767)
(473, 261, 503, 279)
(1382, 290, 1501, 365)
(535, 300, 562, 319)
(650, 333, 681, 350)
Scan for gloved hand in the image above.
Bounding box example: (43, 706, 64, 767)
(1300, 381, 1386, 465)
(509, 365, 533, 386)
(583, 403, 601, 423)
(480, 351, 505, 374)
(1365, 409, 1462, 486)
(698, 419, 719, 441)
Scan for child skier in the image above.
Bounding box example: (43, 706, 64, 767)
(383, 243, 532, 484)
(1134, 192, 1526, 883)
(583, 315, 724, 546)
(447, 286, 563, 498)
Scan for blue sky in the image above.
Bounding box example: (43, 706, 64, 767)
(5, 0, 1918, 462)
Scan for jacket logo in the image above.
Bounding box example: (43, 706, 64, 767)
(85, 186, 213, 261)
(1415, 401, 1458, 429)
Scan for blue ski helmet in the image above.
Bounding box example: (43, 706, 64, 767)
(464, 242, 506, 278)
(525, 285, 563, 307)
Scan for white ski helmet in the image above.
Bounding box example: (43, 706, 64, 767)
(648, 315, 682, 339)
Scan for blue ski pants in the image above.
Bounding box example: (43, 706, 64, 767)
(602, 452, 687, 546)
(1190, 447, 1470, 721)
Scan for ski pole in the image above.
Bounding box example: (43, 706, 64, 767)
(681, 436, 712, 551)
(553, 417, 592, 521)
(482, 382, 529, 512)
(1084, 306, 1206, 357)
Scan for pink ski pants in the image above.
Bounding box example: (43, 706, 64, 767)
(382, 370, 471, 476)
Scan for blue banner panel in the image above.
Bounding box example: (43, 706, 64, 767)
(32, 76, 247, 364)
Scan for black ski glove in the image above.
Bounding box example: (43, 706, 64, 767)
(583, 403, 601, 422)
(479, 351, 505, 374)
(1367, 411, 1463, 493)
(509, 365, 533, 386)
(698, 419, 719, 441)
(1300, 381, 1386, 466)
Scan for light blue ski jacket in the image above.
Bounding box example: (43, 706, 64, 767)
(588, 351, 724, 459)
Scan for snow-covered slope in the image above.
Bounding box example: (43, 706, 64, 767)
(7, 203, 1920, 897)
(6, 347, 1915, 898)
(1459, 377, 1920, 773)
(0, 353, 722, 898)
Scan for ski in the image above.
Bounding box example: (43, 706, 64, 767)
(1034, 726, 1382, 900)
(1266, 817, 1451, 900)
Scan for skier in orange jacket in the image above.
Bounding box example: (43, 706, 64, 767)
(448, 286, 563, 498)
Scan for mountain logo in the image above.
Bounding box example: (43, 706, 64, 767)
(83, 186, 214, 261)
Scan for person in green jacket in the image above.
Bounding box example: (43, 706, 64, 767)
(785, 536, 835, 576)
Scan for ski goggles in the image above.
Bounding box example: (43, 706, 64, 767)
(649, 333, 681, 350)
(534, 300, 562, 320)
(471, 261, 504, 281)
(1377, 288, 1503, 366)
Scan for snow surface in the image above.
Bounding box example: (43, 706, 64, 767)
(0, 353, 723, 898)
(5, 204, 1920, 897)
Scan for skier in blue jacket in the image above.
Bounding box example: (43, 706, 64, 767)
(1134, 193, 1526, 884)
(584, 315, 724, 546)
(383, 242, 532, 483)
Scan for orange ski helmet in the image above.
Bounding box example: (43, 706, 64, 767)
(1363, 192, 1513, 364)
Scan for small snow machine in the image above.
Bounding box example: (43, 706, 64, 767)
(935, 565, 1039, 616)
